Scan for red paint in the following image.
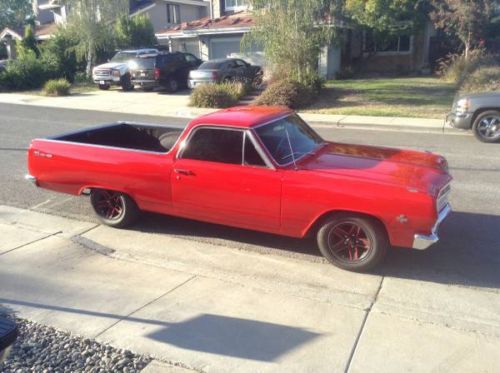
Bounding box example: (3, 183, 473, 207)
(27, 106, 452, 249)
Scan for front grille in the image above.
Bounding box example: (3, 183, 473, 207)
(94, 69, 111, 78)
(437, 183, 451, 212)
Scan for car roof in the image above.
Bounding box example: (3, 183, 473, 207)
(189, 106, 294, 129)
(119, 48, 158, 54)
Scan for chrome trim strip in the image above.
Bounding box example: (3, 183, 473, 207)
(25, 174, 38, 186)
(246, 130, 275, 170)
(413, 204, 452, 250)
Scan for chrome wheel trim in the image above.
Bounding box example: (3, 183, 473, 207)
(477, 115, 500, 140)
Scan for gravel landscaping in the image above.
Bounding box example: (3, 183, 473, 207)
(0, 318, 152, 372)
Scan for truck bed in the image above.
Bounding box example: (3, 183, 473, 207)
(54, 122, 183, 153)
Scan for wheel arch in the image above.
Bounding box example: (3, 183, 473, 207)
(471, 108, 500, 128)
(305, 209, 389, 241)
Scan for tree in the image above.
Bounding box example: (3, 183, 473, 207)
(115, 14, 157, 49)
(344, 0, 428, 34)
(429, 0, 495, 58)
(0, 0, 32, 31)
(244, 0, 342, 84)
(62, 0, 129, 77)
(20, 25, 39, 57)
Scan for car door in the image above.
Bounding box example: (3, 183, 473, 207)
(171, 126, 282, 233)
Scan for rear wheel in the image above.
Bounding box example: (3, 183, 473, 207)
(166, 77, 179, 93)
(317, 213, 388, 272)
(90, 189, 139, 228)
(472, 110, 500, 143)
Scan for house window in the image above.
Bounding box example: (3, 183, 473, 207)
(364, 31, 412, 54)
(166, 3, 180, 24)
(225, 0, 249, 11)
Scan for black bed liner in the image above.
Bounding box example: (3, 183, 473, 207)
(54, 122, 184, 153)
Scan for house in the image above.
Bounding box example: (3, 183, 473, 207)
(156, 0, 438, 78)
(1, 0, 209, 60)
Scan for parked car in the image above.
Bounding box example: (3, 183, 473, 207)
(26, 106, 452, 272)
(446, 91, 500, 143)
(129, 52, 202, 92)
(92, 48, 158, 91)
(188, 58, 262, 88)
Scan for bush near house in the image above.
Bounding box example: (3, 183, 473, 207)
(190, 82, 248, 108)
(0, 46, 58, 91)
(255, 79, 314, 109)
(43, 79, 71, 96)
(438, 50, 496, 85)
(460, 65, 500, 94)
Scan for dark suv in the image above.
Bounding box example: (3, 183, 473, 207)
(130, 52, 202, 92)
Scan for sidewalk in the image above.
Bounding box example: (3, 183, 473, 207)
(1, 205, 499, 372)
(0, 90, 461, 134)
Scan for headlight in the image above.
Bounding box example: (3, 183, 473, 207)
(112, 70, 121, 78)
(455, 98, 470, 114)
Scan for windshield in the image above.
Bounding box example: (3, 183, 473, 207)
(255, 114, 324, 165)
(111, 52, 137, 63)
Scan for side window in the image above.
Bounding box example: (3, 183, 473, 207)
(244, 133, 267, 167)
(235, 60, 247, 67)
(185, 54, 197, 63)
(181, 128, 243, 165)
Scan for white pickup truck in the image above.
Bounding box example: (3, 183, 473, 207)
(92, 48, 158, 91)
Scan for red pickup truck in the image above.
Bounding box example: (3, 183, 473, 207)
(26, 106, 452, 271)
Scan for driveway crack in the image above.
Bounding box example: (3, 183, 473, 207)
(0, 230, 62, 256)
(344, 275, 385, 373)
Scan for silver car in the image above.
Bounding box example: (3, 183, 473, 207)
(446, 91, 500, 143)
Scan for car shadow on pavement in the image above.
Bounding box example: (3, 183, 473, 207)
(134, 210, 500, 289)
(134, 212, 322, 259)
(378, 211, 500, 289)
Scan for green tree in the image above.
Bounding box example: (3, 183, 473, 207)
(244, 0, 341, 84)
(0, 0, 32, 31)
(344, 0, 428, 34)
(115, 14, 157, 49)
(19, 25, 39, 57)
(62, 0, 128, 77)
(40, 27, 81, 82)
(429, 0, 495, 58)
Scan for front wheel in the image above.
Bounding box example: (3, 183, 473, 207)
(98, 84, 110, 90)
(90, 189, 139, 228)
(472, 110, 500, 143)
(166, 77, 179, 93)
(317, 214, 388, 272)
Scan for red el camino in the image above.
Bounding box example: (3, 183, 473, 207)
(26, 106, 452, 271)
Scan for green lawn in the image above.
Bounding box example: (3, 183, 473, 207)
(306, 77, 457, 119)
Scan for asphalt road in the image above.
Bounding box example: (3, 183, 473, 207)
(1, 102, 500, 289)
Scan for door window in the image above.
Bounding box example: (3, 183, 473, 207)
(181, 127, 244, 165)
(244, 133, 266, 167)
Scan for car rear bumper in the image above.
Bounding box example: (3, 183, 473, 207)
(25, 174, 38, 186)
(412, 204, 452, 250)
(188, 79, 216, 89)
(132, 79, 158, 88)
(446, 112, 473, 129)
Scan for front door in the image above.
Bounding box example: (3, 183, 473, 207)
(171, 127, 282, 233)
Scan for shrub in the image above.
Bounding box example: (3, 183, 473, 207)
(189, 83, 239, 108)
(0, 46, 58, 91)
(255, 79, 313, 109)
(40, 29, 81, 82)
(437, 50, 495, 85)
(43, 79, 71, 96)
(460, 65, 500, 94)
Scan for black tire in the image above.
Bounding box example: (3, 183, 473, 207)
(120, 74, 134, 91)
(98, 84, 110, 90)
(317, 213, 388, 272)
(472, 110, 500, 143)
(166, 77, 179, 93)
(90, 189, 139, 228)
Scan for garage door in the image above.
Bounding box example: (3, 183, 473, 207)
(210, 38, 242, 59)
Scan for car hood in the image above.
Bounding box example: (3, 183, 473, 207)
(298, 142, 450, 193)
(94, 62, 128, 71)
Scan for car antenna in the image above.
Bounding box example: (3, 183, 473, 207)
(285, 126, 298, 170)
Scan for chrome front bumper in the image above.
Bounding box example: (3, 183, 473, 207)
(413, 204, 452, 250)
(25, 174, 38, 186)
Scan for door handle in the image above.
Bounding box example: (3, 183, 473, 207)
(174, 168, 193, 176)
